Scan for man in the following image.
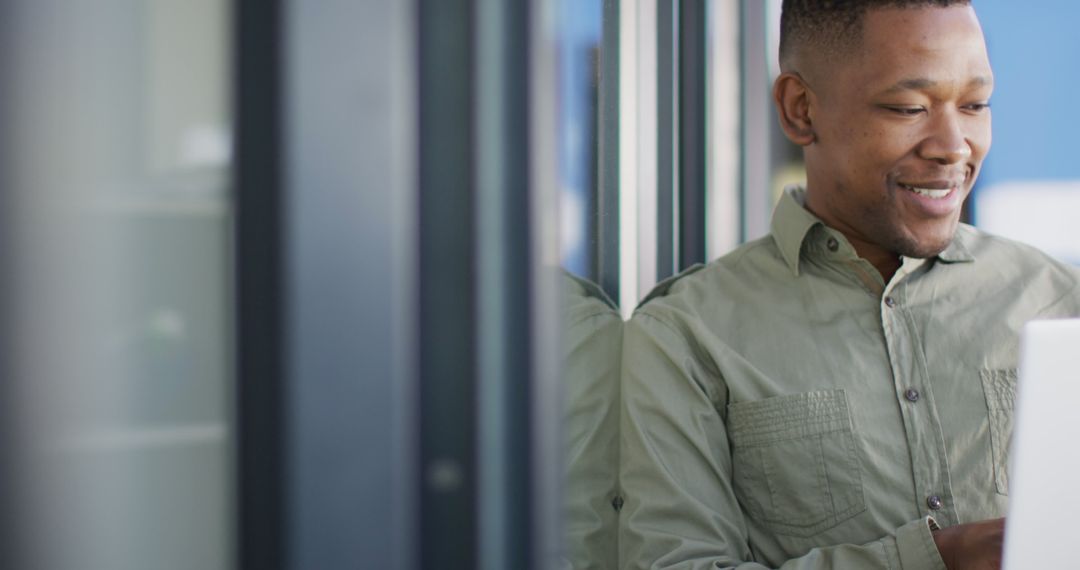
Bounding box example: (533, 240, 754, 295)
(620, 1, 1080, 569)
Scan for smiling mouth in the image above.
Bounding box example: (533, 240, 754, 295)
(898, 182, 958, 199)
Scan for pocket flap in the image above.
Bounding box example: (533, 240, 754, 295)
(728, 389, 852, 446)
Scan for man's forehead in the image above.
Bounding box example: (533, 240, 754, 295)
(837, 6, 991, 84)
(859, 5, 986, 55)
(879, 75, 993, 95)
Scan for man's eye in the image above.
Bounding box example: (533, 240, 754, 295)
(885, 106, 925, 116)
(964, 102, 992, 112)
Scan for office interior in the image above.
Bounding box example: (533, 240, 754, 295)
(0, 0, 1075, 568)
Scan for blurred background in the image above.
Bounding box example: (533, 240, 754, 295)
(0, 0, 1075, 569)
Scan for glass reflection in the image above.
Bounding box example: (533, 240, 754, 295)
(558, 0, 601, 279)
(557, 0, 620, 568)
(4, 1, 233, 568)
(561, 273, 621, 569)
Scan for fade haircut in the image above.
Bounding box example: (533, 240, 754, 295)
(779, 0, 972, 69)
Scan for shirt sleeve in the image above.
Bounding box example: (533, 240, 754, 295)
(562, 282, 623, 570)
(619, 312, 948, 570)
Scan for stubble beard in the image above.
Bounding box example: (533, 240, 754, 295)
(862, 190, 960, 260)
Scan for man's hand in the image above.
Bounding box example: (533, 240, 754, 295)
(932, 518, 1005, 570)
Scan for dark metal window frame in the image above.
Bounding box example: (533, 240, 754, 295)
(235, 0, 286, 567)
(236, 1, 558, 569)
(678, 0, 708, 269)
(237, 1, 424, 568)
(595, 0, 622, 301)
(657, 0, 710, 282)
(657, 0, 677, 281)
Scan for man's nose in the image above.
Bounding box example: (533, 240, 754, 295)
(918, 110, 972, 165)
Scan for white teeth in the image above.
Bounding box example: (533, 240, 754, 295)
(904, 185, 951, 199)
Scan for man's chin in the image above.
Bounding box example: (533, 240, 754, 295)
(893, 234, 955, 260)
(886, 217, 962, 259)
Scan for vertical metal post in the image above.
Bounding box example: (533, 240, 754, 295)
(596, 0, 621, 300)
(656, 0, 678, 281)
(238, 1, 420, 569)
(418, 0, 561, 567)
(285, 0, 419, 568)
(740, 0, 773, 242)
(678, 0, 708, 268)
(418, 0, 478, 568)
(633, 0, 661, 300)
(705, 0, 743, 260)
(0, 6, 18, 566)
(235, 1, 285, 568)
(475, 0, 534, 568)
(528, 1, 565, 567)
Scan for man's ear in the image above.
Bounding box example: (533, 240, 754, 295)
(773, 72, 816, 146)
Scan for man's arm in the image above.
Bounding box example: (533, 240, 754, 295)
(619, 312, 974, 570)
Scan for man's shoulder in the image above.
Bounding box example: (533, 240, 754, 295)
(954, 223, 1080, 280)
(563, 271, 618, 312)
(634, 235, 784, 317)
(944, 224, 1080, 316)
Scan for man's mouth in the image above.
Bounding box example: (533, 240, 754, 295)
(898, 182, 959, 200)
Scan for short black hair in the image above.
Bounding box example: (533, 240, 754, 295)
(779, 0, 972, 69)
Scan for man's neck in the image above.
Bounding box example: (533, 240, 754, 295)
(845, 236, 902, 283)
(801, 190, 902, 282)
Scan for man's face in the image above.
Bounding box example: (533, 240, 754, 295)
(802, 5, 993, 261)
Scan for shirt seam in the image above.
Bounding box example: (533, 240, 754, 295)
(567, 308, 622, 329)
(633, 311, 724, 407)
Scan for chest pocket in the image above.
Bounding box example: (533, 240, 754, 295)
(727, 389, 866, 538)
(980, 368, 1017, 495)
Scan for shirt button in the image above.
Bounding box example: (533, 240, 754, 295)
(826, 237, 839, 252)
(927, 495, 943, 510)
(905, 388, 920, 402)
(884, 296, 897, 308)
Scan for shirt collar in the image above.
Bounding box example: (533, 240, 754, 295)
(770, 184, 977, 276)
(771, 185, 823, 276)
(936, 226, 976, 263)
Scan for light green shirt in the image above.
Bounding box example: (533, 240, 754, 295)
(620, 186, 1080, 569)
(563, 272, 623, 570)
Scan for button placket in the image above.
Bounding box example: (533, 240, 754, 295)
(881, 280, 956, 525)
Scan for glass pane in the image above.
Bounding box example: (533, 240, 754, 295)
(556, 1, 621, 570)
(4, 1, 233, 568)
(558, 0, 603, 281)
(972, 0, 1080, 265)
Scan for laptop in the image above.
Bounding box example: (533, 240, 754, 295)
(1002, 318, 1080, 569)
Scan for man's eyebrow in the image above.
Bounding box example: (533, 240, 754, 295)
(880, 75, 994, 95)
(882, 78, 937, 94)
